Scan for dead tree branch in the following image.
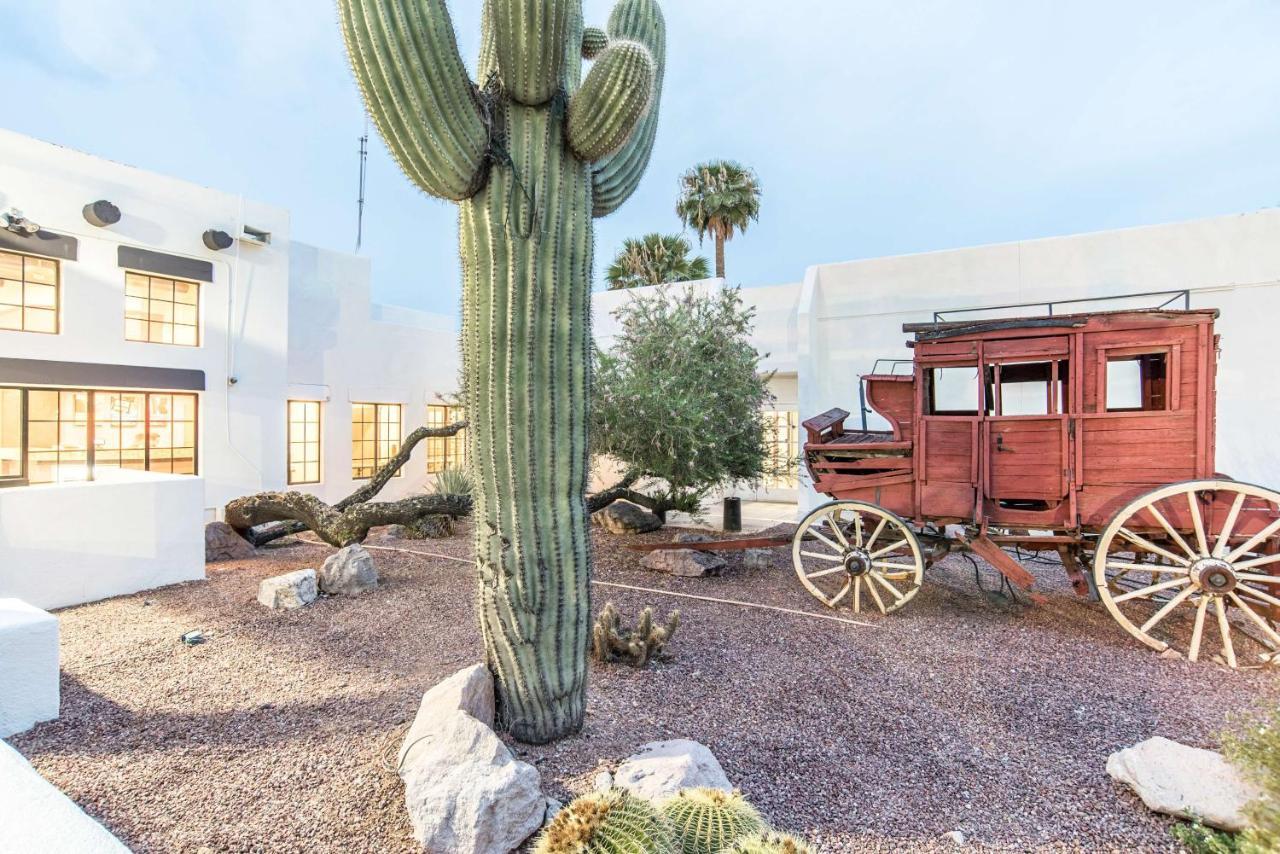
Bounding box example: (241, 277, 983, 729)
(226, 421, 469, 547)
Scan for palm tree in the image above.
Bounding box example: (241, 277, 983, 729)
(605, 233, 712, 289)
(675, 160, 761, 279)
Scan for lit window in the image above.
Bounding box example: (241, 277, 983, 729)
(146, 393, 198, 474)
(1106, 353, 1168, 412)
(92, 391, 147, 471)
(0, 250, 59, 334)
(426, 404, 466, 474)
(1, 388, 25, 480)
(288, 400, 322, 484)
(352, 402, 401, 479)
(763, 409, 799, 489)
(27, 390, 89, 483)
(125, 272, 200, 346)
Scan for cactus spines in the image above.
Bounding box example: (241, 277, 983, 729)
(591, 602, 680, 667)
(338, 0, 664, 744)
(582, 26, 610, 59)
(724, 832, 817, 854)
(661, 789, 765, 854)
(534, 789, 677, 854)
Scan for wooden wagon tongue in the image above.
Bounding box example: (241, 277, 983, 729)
(626, 536, 793, 553)
(958, 534, 1050, 606)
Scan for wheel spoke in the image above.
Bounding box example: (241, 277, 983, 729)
(800, 550, 843, 563)
(864, 576, 888, 614)
(824, 512, 850, 548)
(1144, 502, 1199, 560)
(1188, 596, 1210, 662)
(869, 538, 908, 559)
(876, 570, 916, 581)
(1118, 527, 1190, 566)
(1237, 572, 1280, 585)
(805, 566, 846, 580)
(808, 526, 843, 554)
(1236, 582, 1280, 610)
(1106, 560, 1188, 574)
(1228, 593, 1280, 649)
(851, 511, 864, 547)
(870, 572, 906, 602)
(1213, 492, 1247, 558)
(827, 579, 851, 607)
(1139, 585, 1196, 634)
(864, 517, 888, 552)
(1186, 490, 1209, 556)
(853, 577, 862, 613)
(1235, 553, 1280, 571)
(1215, 596, 1238, 668)
(1113, 577, 1190, 604)
(1225, 518, 1280, 564)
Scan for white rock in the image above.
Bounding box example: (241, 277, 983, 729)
(400, 711, 544, 854)
(399, 665, 496, 769)
(593, 770, 614, 792)
(319, 544, 378, 596)
(614, 739, 731, 801)
(940, 830, 966, 845)
(1106, 736, 1260, 831)
(256, 569, 317, 610)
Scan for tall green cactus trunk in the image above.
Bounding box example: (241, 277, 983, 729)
(461, 104, 594, 741)
(339, 0, 666, 743)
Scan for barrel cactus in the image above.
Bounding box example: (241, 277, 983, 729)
(337, 0, 666, 743)
(535, 789, 677, 854)
(662, 789, 766, 854)
(724, 832, 816, 854)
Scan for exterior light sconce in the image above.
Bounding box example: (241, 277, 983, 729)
(3, 209, 40, 235)
(202, 229, 233, 251)
(83, 200, 122, 228)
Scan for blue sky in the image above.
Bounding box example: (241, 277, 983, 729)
(4, 1, 1279, 316)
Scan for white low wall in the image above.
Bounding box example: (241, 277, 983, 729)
(0, 740, 130, 852)
(0, 470, 205, 610)
(0, 599, 59, 738)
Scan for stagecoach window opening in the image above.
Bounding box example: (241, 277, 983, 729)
(990, 360, 1068, 416)
(1106, 353, 1167, 412)
(926, 366, 981, 415)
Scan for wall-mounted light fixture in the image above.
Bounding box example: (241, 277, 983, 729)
(3, 209, 40, 235)
(202, 229, 233, 251)
(83, 200, 122, 228)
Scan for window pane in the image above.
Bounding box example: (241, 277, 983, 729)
(24, 308, 56, 333)
(125, 295, 149, 320)
(173, 281, 198, 305)
(0, 304, 20, 329)
(174, 303, 197, 326)
(173, 325, 197, 346)
(28, 421, 57, 451)
(997, 362, 1053, 416)
(149, 278, 174, 301)
(125, 273, 149, 297)
(0, 388, 22, 478)
(24, 258, 56, 285)
(25, 283, 56, 309)
(0, 252, 21, 280)
(172, 394, 196, 421)
(125, 318, 148, 341)
(28, 391, 58, 421)
(929, 367, 980, 415)
(0, 279, 21, 305)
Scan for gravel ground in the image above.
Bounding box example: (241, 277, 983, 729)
(9, 522, 1279, 853)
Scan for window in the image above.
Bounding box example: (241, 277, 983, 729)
(763, 409, 799, 489)
(352, 403, 401, 479)
(125, 272, 200, 346)
(991, 361, 1067, 416)
(288, 400, 322, 484)
(1106, 352, 1168, 412)
(0, 387, 198, 486)
(426, 404, 466, 474)
(0, 250, 59, 334)
(926, 366, 981, 415)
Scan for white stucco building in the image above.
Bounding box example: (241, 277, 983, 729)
(4, 125, 1280, 604)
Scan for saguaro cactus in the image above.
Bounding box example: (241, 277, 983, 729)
(338, 0, 665, 743)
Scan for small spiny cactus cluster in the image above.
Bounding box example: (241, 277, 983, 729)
(591, 602, 680, 667)
(534, 787, 814, 854)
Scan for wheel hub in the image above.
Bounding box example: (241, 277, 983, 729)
(843, 547, 872, 577)
(1191, 557, 1237, 594)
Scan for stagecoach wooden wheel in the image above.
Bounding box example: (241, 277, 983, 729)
(792, 500, 925, 614)
(1094, 480, 1280, 668)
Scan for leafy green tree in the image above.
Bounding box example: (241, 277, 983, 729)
(591, 286, 774, 517)
(605, 233, 711, 289)
(675, 160, 761, 279)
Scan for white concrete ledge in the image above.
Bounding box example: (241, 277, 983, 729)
(0, 599, 59, 738)
(0, 739, 130, 852)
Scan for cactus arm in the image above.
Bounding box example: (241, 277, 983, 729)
(582, 26, 609, 59)
(338, 0, 489, 200)
(566, 41, 656, 162)
(491, 0, 572, 105)
(590, 0, 666, 217)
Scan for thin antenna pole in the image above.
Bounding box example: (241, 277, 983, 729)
(356, 118, 369, 252)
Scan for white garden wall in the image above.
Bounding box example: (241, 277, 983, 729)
(0, 739, 130, 852)
(0, 469, 204, 609)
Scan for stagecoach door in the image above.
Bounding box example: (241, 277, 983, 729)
(981, 337, 1071, 519)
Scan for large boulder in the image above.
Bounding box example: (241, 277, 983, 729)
(319, 545, 378, 596)
(614, 739, 732, 801)
(398, 666, 543, 853)
(1106, 736, 1260, 831)
(205, 521, 256, 562)
(257, 569, 318, 610)
(640, 548, 726, 578)
(593, 500, 662, 535)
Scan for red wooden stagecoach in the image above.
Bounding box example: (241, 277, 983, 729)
(793, 307, 1280, 668)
